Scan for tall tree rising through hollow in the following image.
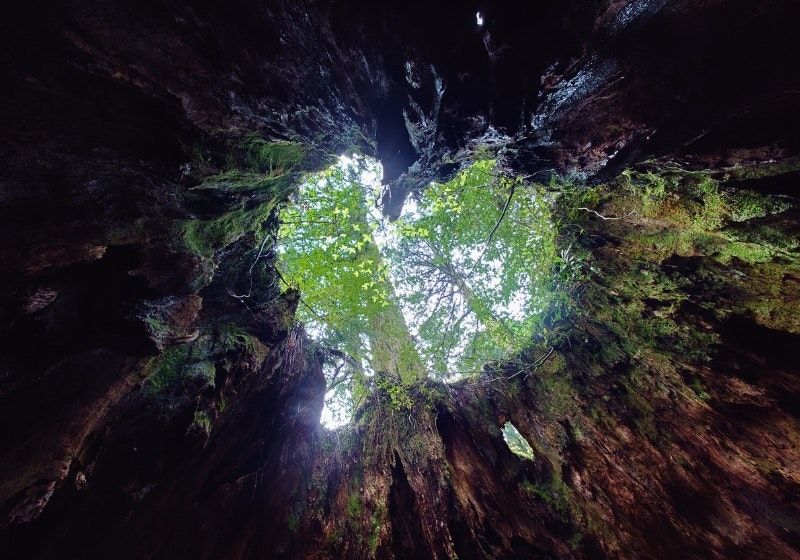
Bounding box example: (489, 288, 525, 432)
(278, 155, 558, 423)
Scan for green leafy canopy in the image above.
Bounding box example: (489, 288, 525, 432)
(384, 159, 557, 376)
(277, 156, 558, 423)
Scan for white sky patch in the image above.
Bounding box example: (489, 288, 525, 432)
(320, 385, 349, 428)
(476, 12, 484, 26)
(497, 290, 529, 321)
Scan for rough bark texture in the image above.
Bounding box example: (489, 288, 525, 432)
(1, 1, 799, 559)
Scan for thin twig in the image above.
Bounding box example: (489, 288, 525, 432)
(576, 207, 620, 220)
(477, 346, 555, 384)
(228, 233, 274, 299)
(469, 183, 516, 275)
(523, 347, 555, 379)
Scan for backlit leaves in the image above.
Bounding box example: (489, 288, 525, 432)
(278, 155, 559, 425)
(278, 157, 390, 364)
(385, 160, 557, 377)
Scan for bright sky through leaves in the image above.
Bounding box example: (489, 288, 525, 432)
(278, 155, 557, 427)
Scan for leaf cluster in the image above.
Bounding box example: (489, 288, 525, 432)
(278, 156, 562, 424)
(385, 160, 558, 377)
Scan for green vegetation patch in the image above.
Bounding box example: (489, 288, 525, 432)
(192, 169, 294, 194)
(175, 138, 306, 262)
(216, 323, 267, 354)
(245, 138, 305, 175)
(144, 344, 192, 397)
(728, 190, 791, 222)
(520, 468, 573, 518)
(192, 410, 213, 434)
(179, 199, 278, 259)
(346, 492, 363, 520)
(279, 155, 565, 425)
(144, 343, 216, 398)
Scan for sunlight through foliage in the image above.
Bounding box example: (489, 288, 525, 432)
(384, 159, 557, 377)
(277, 155, 558, 426)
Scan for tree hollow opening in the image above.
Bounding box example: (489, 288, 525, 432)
(277, 154, 563, 427)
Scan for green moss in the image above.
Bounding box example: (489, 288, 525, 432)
(714, 241, 774, 264)
(174, 137, 306, 262)
(540, 372, 579, 420)
(520, 470, 572, 517)
(216, 323, 264, 354)
(521, 479, 546, 499)
(745, 288, 800, 334)
(754, 459, 782, 479)
(244, 138, 305, 175)
(731, 223, 799, 253)
(555, 163, 799, 548)
(144, 344, 191, 396)
(623, 383, 658, 439)
(470, 143, 498, 161)
(617, 169, 668, 214)
(324, 526, 344, 553)
(406, 433, 432, 465)
(729, 190, 791, 222)
(690, 378, 710, 401)
(287, 512, 301, 533)
(367, 508, 383, 555)
(720, 157, 800, 183)
(192, 410, 212, 433)
(568, 531, 584, 550)
(612, 169, 730, 232)
(145, 344, 189, 396)
(578, 186, 607, 209)
(144, 342, 216, 399)
(186, 360, 216, 385)
(179, 199, 278, 259)
(104, 217, 150, 246)
(193, 169, 294, 194)
(143, 315, 170, 345)
(675, 327, 719, 364)
(346, 492, 362, 520)
(186, 138, 305, 198)
(693, 177, 726, 230)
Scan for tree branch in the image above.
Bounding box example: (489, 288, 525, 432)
(576, 207, 619, 220)
(228, 232, 274, 300)
(469, 182, 516, 276)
